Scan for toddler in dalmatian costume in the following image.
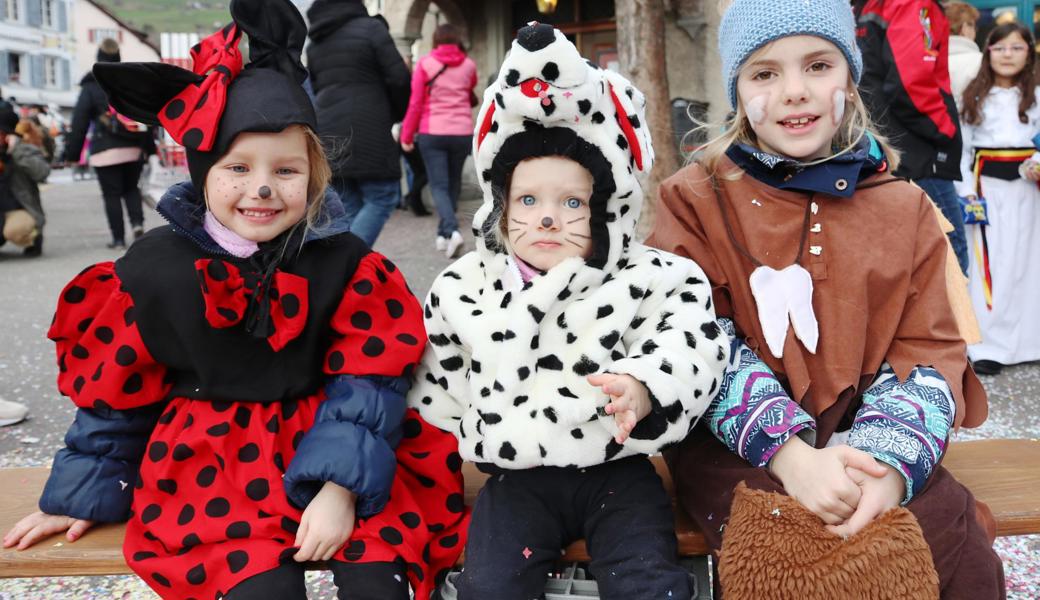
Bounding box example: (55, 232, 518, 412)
(408, 23, 729, 600)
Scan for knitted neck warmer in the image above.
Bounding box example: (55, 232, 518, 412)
(203, 210, 259, 258)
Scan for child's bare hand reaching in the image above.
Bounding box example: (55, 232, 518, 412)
(587, 373, 651, 443)
(3, 511, 94, 550)
(294, 481, 356, 562)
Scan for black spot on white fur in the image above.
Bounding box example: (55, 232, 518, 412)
(541, 62, 559, 81)
(577, 99, 591, 115)
(505, 69, 520, 87)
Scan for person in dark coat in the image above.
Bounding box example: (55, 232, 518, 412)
(854, 0, 968, 274)
(306, 0, 411, 247)
(64, 38, 155, 250)
(0, 102, 50, 257)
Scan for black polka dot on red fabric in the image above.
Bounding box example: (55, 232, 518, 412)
(157, 405, 176, 424)
(381, 258, 397, 273)
(350, 311, 372, 330)
(216, 454, 226, 471)
(327, 351, 345, 372)
(273, 452, 286, 472)
(115, 345, 138, 366)
(206, 422, 230, 437)
(58, 353, 67, 373)
(77, 317, 94, 332)
(89, 362, 105, 383)
(226, 550, 249, 573)
(445, 493, 465, 513)
(352, 280, 373, 295)
(233, 406, 251, 429)
(278, 547, 297, 564)
(237, 443, 260, 462)
(439, 532, 460, 549)
(385, 299, 404, 319)
(342, 539, 366, 561)
(280, 516, 299, 534)
(182, 532, 202, 548)
(446, 452, 462, 472)
(177, 504, 195, 525)
(361, 336, 385, 357)
(122, 373, 143, 394)
(291, 431, 304, 451)
(266, 415, 280, 433)
(205, 497, 231, 518)
(196, 466, 217, 487)
(186, 562, 207, 585)
(281, 400, 298, 420)
(157, 479, 178, 495)
(399, 512, 421, 529)
(212, 401, 231, 413)
(281, 294, 300, 319)
(94, 326, 114, 344)
(205, 260, 229, 282)
(123, 307, 136, 326)
(226, 521, 251, 539)
(245, 478, 269, 501)
(408, 562, 425, 582)
(133, 551, 157, 561)
(183, 128, 205, 150)
(152, 572, 172, 588)
(148, 441, 169, 462)
(396, 333, 418, 346)
(415, 474, 436, 488)
(141, 504, 162, 524)
(164, 98, 186, 120)
(71, 344, 89, 360)
(217, 308, 238, 322)
(63, 286, 87, 304)
(93, 399, 112, 411)
(375, 269, 388, 284)
(172, 443, 195, 461)
(402, 418, 422, 439)
(73, 376, 85, 393)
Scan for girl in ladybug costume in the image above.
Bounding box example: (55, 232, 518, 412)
(2, 1, 467, 598)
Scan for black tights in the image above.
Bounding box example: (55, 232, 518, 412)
(224, 560, 409, 600)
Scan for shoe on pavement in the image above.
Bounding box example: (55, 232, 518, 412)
(435, 236, 447, 251)
(0, 399, 28, 427)
(132, 225, 145, 240)
(971, 359, 1004, 376)
(445, 231, 464, 258)
(107, 240, 127, 250)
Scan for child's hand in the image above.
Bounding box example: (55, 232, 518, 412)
(3, 511, 94, 550)
(768, 437, 888, 526)
(294, 481, 356, 562)
(1024, 160, 1040, 181)
(825, 464, 904, 539)
(587, 373, 651, 444)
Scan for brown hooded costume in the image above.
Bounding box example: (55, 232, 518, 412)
(646, 156, 1005, 599)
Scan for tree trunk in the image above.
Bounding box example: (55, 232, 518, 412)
(616, 0, 678, 238)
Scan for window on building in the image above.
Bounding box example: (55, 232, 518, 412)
(88, 28, 121, 44)
(7, 53, 23, 84)
(41, 0, 57, 28)
(4, 0, 20, 22)
(43, 56, 59, 88)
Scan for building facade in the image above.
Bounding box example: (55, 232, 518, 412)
(0, 0, 76, 107)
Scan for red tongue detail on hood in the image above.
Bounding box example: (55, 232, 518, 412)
(520, 78, 550, 98)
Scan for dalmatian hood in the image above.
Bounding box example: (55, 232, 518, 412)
(472, 22, 655, 273)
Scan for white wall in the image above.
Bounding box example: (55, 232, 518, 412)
(72, 0, 159, 86)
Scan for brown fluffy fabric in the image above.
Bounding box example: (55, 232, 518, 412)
(718, 482, 940, 599)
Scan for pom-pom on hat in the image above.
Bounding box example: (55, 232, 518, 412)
(472, 22, 654, 271)
(92, 0, 315, 191)
(719, 0, 862, 109)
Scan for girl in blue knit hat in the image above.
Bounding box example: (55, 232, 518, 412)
(647, 0, 1004, 597)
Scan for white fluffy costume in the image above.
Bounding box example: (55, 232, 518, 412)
(408, 24, 729, 470)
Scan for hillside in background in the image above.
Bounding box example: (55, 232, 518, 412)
(94, 0, 230, 37)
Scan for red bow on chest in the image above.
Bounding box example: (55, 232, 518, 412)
(195, 258, 308, 352)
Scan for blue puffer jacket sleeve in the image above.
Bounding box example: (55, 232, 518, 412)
(39, 402, 165, 522)
(283, 374, 409, 518)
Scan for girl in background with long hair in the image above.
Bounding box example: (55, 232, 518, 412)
(956, 22, 1040, 376)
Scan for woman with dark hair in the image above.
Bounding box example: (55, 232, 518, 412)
(65, 38, 155, 250)
(400, 23, 478, 258)
(956, 21, 1040, 376)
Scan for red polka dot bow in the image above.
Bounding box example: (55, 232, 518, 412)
(195, 259, 308, 352)
(159, 24, 244, 151)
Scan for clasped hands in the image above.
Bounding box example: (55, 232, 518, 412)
(768, 436, 905, 538)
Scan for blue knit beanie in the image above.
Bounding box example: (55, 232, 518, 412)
(719, 0, 862, 109)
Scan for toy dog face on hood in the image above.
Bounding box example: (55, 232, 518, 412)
(472, 23, 655, 272)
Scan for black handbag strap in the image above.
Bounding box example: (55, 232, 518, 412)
(425, 63, 449, 88)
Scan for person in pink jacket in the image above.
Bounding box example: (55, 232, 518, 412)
(400, 24, 477, 258)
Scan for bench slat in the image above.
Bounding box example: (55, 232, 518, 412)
(1, 439, 1036, 578)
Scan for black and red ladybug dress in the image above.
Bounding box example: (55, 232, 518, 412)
(39, 187, 468, 600)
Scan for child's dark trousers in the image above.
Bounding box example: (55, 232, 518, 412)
(456, 455, 693, 600)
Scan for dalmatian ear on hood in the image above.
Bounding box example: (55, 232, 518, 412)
(603, 70, 655, 174)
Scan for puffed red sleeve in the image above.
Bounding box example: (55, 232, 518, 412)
(324, 252, 426, 378)
(48, 262, 171, 411)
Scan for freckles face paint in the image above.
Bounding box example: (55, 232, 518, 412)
(744, 94, 769, 126)
(831, 89, 846, 126)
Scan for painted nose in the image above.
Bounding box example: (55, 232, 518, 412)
(258, 185, 272, 199)
(541, 216, 554, 228)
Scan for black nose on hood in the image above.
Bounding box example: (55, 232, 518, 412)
(516, 22, 556, 52)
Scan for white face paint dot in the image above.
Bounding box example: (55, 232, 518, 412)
(745, 94, 768, 126)
(832, 89, 847, 126)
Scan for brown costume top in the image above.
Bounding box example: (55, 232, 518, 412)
(645, 157, 1004, 597)
(648, 157, 987, 439)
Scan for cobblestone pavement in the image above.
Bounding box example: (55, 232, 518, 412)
(0, 176, 1036, 598)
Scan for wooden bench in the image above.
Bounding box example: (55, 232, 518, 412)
(1, 439, 1038, 578)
